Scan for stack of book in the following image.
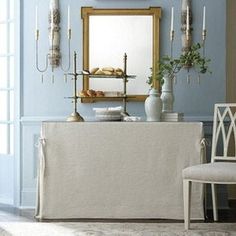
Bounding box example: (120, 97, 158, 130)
(161, 112, 184, 122)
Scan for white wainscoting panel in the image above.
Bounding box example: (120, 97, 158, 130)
(21, 122, 41, 207)
(0, 155, 14, 205)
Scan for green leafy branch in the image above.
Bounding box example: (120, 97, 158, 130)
(147, 43, 211, 86)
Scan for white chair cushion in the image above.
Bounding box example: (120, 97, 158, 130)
(182, 162, 236, 183)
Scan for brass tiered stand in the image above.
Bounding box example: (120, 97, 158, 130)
(84, 53, 136, 116)
(64, 51, 89, 122)
(65, 53, 135, 121)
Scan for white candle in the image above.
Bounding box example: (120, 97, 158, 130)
(203, 6, 206, 31)
(170, 7, 174, 32)
(50, 0, 58, 9)
(35, 6, 38, 30)
(68, 5, 71, 30)
(186, 6, 190, 31)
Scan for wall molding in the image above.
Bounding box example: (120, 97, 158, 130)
(18, 206, 35, 210)
(20, 116, 67, 125)
(185, 116, 213, 122)
(21, 188, 36, 207)
(0, 195, 14, 205)
(20, 115, 213, 124)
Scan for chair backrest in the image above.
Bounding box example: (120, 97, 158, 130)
(211, 103, 236, 162)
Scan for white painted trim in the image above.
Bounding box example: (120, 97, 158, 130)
(18, 206, 35, 210)
(20, 115, 213, 124)
(21, 188, 36, 207)
(0, 196, 14, 205)
(0, 53, 14, 57)
(0, 88, 14, 91)
(21, 188, 36, 193)
(21, 116, 67, 124)
(0, 19, 14, 24)
(13, 0, 21, 208)
(0, 154, 13, 158)
(0, 121, 14, 124)
(184, 116, 213, 122)
(0, 0, 19, 208)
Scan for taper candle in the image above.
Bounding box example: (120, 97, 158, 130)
(171, 7, 174, 32)
(186, 6, 190, 31)
(203, 6, 206, 31)
(68, 5, 71, 30)
(35, 6, 38, 30)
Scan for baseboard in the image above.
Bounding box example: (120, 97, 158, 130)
(21, 189, 36, 207)
(0, 196, 14, 205)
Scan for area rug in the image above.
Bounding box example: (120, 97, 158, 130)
(0, 222, 236, 236)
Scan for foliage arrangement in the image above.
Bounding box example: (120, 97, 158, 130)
(147, 43, 211, 86)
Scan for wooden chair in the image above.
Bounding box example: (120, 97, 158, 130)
(182, 103, 236, 230)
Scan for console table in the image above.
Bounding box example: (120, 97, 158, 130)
(35, 122, 204, 220)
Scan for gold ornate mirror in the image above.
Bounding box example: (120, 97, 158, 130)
(81, 7, 161, 102)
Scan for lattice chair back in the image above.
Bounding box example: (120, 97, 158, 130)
(211, 103, 236, 162)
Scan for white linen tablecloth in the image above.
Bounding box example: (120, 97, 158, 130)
(35, 122, 204, 220)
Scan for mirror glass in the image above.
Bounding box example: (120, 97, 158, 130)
(90, 15, 152, 94)
(82, 7, 161, 102)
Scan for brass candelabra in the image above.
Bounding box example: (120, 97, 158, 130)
(65, 52, 89, 122)
(121, 53, 129, 117)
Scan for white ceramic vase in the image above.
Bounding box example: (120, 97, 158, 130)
(145, 88, 162, 122)
(161, 75, 174, 113)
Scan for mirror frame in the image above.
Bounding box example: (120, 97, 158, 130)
(81, 7, 161, 103)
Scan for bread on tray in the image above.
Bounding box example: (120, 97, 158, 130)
(78, 89, 105, 97)
(90, 67, 124, 76)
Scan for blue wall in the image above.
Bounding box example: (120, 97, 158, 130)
(22, 0, 226, 119)
(18, 0, 227, 207)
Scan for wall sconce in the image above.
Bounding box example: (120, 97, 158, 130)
(181, 0, 192, 54)
(169, 1, 207, 83)
(48, 0, 61, 67)
(35, 0, 71, 83)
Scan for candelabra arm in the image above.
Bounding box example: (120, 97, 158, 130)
(35, 39, 49, 73)
(202, 41, 206, 58)
(202, 29, 207, 57)
(186, 29, 190, 41)
(170, 30, 174, 58)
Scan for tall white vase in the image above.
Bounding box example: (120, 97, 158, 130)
(145, 88, 162, 122)
(161, 76, 174, 113)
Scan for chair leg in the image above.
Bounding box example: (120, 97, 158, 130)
(211, 183, 218, 221)
(203, 183, 207, 220)
(183, 179, 192, 230)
